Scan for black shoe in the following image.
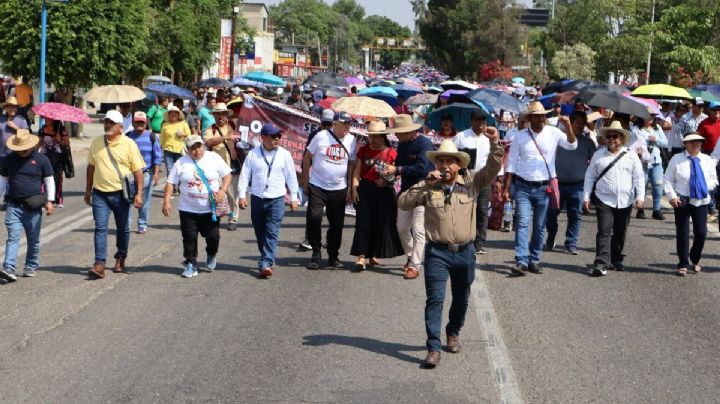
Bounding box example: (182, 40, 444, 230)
(545, 232, 556, 251)
(652, 211, 664, 220)
(636, 209, 646, 219)
(227, 221, 237, 231)
(306, 252, 321, 270)
(590, 265, 607, 277)
(528, 262, 543, 274)
(611, 262, 625, 272)
(475, 245, 486, 255)
(511, 264, 527, 276)
(327, 256, 344, 269)
(298, 239, 312, 251)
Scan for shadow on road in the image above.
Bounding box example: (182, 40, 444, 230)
(302, 334, 425, 365)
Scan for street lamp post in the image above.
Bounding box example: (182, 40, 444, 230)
(40, 0, 68, 105)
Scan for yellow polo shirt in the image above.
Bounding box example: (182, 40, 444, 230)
(160, 121, 191, 154)
(88, 135, 145, 192)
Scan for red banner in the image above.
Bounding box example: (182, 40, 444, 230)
(219, 37, 232, 79)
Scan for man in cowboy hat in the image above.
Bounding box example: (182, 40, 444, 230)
(383, 114, 434, 280)
(398, 131, 503, 369)
(205, 102, 241, 230)
(503, 101, 577, 276)
(0, 96, 29, 164)
(583, 121, 645, 276)
(85, 110, 145, 279)
(0, 129, 55, 282)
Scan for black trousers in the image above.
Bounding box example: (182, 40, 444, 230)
(307, 184, 347, 257)
(474, 185, 491, 248)
(179, 211, 220, 265)
(593, 199, 632, 268)
(673, 203, 708, 269)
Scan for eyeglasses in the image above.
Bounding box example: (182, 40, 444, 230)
(268, 134, 282, 139)
(606, 133, 621, 140)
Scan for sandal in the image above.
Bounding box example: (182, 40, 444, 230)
(691, 264, 702, 274)
(370, 258, 381, 267)
(404, 266, 419, 280)
(677, 268, 687, 277)
(353, 261, 366, 272)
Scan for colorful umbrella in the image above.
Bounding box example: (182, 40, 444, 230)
(232, 77, 267, 89)
(331, 96, 396, 118)
(393, 84, 424, 99)
(84, 85, 146, 104)
(406, 93, 439, 105)
(631, 84, 692, 100)
(624, 94, 661, 115)
(243, 71, 286, 86)
(439, 80, 478, 91)
(145, 83, 196, 100)
(32, 102, 91, 123)
(441, 89, 468, 99)
(359, 86, 399, 107)
(461, 88, 527, 114)
(427, 103, 495, 132)
(688, 88, 720, 103)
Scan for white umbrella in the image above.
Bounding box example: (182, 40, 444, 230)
(85, 85, 146, 103)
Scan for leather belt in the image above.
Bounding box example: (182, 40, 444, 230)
(514, 176, 549, 187)
(428, 240, 473, 253)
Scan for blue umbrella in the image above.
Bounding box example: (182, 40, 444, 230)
(463, 88, 527, 114)
(145, 83, 195, 100)
(359, 86, 399, 107)
(427, 103, 495, 132)
(393, 84, 423, 99)
(232, 77, 267, 89)
(243, 71, 286, 86)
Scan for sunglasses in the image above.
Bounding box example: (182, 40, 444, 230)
(267, 134, 281, 139)
(606, 133, 622, 140)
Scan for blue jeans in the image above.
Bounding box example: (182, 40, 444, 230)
(424, 243, 476, 352)
(164, 151, 182, 177)
(513, 180, 550, 266)
(92, 189, 130, 263)
(250, 195, 285, 270)
(546, 182, 584, 249)
(128, 171, 153, 229)
(3, 201, 42, 272)
(644, 163, 664, 212)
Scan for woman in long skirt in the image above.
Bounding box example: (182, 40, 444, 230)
(349, 121, 404, 271)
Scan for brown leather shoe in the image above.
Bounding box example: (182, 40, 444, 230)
(423, 351, 441, 369)
(89, 262, 106, 279)
(447, 335, 462, 353)
(404, 266, 419, 280)
(113, 257, 125, 273)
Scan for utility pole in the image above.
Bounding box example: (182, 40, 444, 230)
(645, 0, 656, 84)
(229, 0, 240, 78)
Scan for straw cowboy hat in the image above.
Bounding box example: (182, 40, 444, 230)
(211, 103, 234, 116)
(598, 120, 631, 145)
(682, 132, 705, 143)
(524, 101, 552, 115)
(163, 104, 185, 121)
(3, 96, 18, 107)
(6, 129, 39, 151)
(388, 114, 421, 133)
(426, 139, 471, 168)
(366, 120, 389, 136)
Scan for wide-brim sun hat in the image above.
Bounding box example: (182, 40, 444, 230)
(388, 114, 421, 133)
(682, 133, 705, 143)
(3, 96, 18, 107)
(6, 129, 39, 151)
(598, 120, 631, 145)
(211, 103, 234, 116)
(163, 105, 185, 121)
(366, 120, 388, 136)
(426, 139, 471, 168)
(524, 101, 552, 115)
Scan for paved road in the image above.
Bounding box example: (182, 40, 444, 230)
(1, 138, 719, 403)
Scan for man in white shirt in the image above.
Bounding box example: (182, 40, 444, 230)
(301, 111, 357, 269)
(238, 123, 299, 279)
(583, 121, 645, 276)
(453, 110, 496, 254)
(503, 101, 577, 276)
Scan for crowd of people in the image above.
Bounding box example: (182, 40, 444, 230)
(1, 72, 720, 370)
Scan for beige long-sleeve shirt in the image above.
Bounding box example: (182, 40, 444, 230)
(398, 140, 504, 244)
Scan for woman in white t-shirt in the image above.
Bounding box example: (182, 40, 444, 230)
(162, 135, 232, 278)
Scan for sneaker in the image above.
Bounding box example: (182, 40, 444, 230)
(636, 209, 646, 219)
(344, 205, 356, 217)
(227, 221, 237, 231)
(590, 265, 607, 277)
(306, 251, 321, 270)
(652, 211, 665, 220)
(206, 255, 217, 271)
(708, 214, 718, 223)
(475, 246, 486, 255)
(0, 269, 17, 282)
(298, 239, 312, 251)
(327, 257, 345, 269)
(511, 264, 527, 276)
(181, 263, 197, 278)
(611, 262, 626, 272)
(57, 203, 64, 208)
(137, 227, 147, 235)
(566, 246, 579, 255)
(22, 269, 37, 278)
(545, 232, 556, 251)
(528, 262, 543, 274)
(260, 267, 273, 278)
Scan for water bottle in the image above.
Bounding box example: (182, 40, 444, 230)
(502, 202, 513, 232)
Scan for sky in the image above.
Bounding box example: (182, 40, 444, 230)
(256, 0, 416, 30)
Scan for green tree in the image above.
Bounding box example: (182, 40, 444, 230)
(550, 43, 596, 80)
(332, 0, 365, 22)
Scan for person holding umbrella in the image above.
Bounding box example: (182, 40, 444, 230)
(632, 109, 668, 220)
(38, 117, 71, 207)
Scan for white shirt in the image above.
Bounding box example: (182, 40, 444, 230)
(711, 139, 720, 161)
(167, 151, 232, 214)
(583, 146, 645, 208)
(307, 129, 356, 191)
(122, 113, 133, 135)
(664, 151, 719, 206)
(452, 128, 491, 171)
(238, 145, 299, 201)
(507, 125, 577, 181)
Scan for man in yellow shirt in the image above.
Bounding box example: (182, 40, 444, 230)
(84, 110, 145, 279)
(204, 103, 240, 230)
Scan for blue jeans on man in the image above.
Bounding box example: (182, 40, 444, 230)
(250, 195, 285, 270)
(546, 182, 584, 251)
(3, 201, 42, 273)
(513, 180, 550, 267)
(128, 171, 153, 231)
(423, 242, 476, 352)
(92, 189, 130, 263)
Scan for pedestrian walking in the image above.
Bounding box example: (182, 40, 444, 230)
(665, 133, 719, 276)
(204, 103, 241, 231)
(697, 101, 720, 222)
(0, 129, 55, 282)
(382, 114, 434, 280)
(126, 111, 163, 234)
(0, 96, 29, 166)
(398, 133, 503, 369)
(301, 111, 357, 270)
(119, 102, 133, 134)
(85, 110, 145, 279)
(503, 101, 577, 276)
(633, 111, 668, 220)
(349, 121, 404, 272)
(197, 96, 217, 135)
(38, 117, 72, 207)
(545, 111, 597, 254)
(146, 96, 169, 136)
(159, 104, 191, 180)
(238, 123, 299, 279)
(162, 135, 232, 278)
(583, 121, 645, 276)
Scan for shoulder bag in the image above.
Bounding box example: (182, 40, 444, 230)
(590, 150, 628, 204)
(527, 129, 560, 210)
(212, 124, 241, 175)
(104, 136, 136, 203)
(192, 158, 230, 221)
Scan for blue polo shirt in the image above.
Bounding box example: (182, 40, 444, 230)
(126, 130, 163, 172)
(0, 115, 29, 158)
(0, 150, 53, 199)
(396, 134, 435, 193)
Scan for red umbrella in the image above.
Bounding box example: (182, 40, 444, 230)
(32, 102, 91, 123)
(318, 96, 337, 110)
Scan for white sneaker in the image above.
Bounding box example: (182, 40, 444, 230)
(0, 269, 17, 282)
(22, 269, 37, 277)
(181, 263, 197, 278)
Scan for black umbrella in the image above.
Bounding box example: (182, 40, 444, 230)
(196, 78, 232, 88)
(574, 84, 629, 103)
(562, 80, 597, 92)
(579, 91, 650, 119)
(304, 72, 349, 88)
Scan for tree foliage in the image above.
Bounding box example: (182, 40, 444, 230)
(550, 43, 596, 80)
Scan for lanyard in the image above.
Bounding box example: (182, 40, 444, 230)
(259, 147, 277, 189)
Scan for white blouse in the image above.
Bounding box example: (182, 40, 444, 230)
(664, 151, 719, 207)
